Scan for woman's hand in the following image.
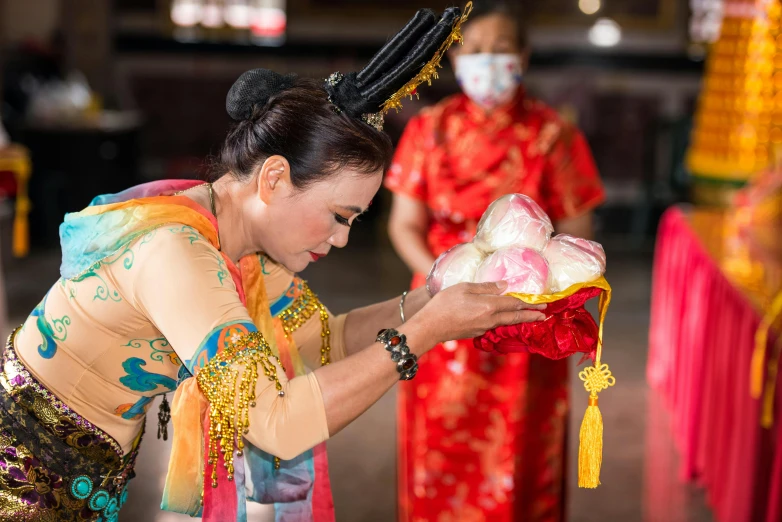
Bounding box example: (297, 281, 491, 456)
(409, 281, 546, 346)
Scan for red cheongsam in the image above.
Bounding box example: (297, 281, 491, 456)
(386, 90, 605, 522)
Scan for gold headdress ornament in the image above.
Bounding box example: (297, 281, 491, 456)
(380, 2, 473, 115)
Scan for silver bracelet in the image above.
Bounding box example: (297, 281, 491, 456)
(399, 291, 409, 323)
(377, 328, 418, 380)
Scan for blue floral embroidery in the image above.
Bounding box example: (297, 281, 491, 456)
(119, 358, 177, 393)
(31, 294, 71, 359)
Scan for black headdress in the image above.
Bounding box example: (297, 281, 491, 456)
(324, 2, 473, 130)
(226, 3, 472, 131)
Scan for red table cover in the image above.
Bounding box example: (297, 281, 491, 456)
(647, 206, 782, 522)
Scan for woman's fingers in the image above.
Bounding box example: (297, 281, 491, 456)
(495, 310, 547, 326)
(485, 295, 547, 313)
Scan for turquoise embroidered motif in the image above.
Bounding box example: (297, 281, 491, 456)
(168, 226, 228, 285)
(31, 294, 71, 359)
(167, 225, 200, 244)
(119, 396, 153, 420)
(119, 358, 177, 393)
(259, 254, 271, 275)
(123, 337, 176, 364)
(138, 229, 158, 250)
(210, 249, 229, 286)
(71, 241, 136, 302)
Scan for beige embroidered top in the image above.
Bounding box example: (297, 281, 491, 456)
(14, 225, 346, 456)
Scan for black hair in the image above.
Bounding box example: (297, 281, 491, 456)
(468, 0, 529, 49)
(219, 75, 392, 189)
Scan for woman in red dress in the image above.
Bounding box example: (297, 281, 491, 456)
(386, 2, 606, 521)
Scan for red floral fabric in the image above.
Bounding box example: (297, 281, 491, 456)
(474, 287, 601, 362)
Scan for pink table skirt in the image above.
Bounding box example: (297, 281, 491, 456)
(647, 206, 782, 522)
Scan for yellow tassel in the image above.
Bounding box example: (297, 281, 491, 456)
(577, 285, 614, 488)
(12, 201, 29, 258)
(751, 291, 782, 400)
(749, 292, 782, 416)
(11, 153, 31, 258)
(751, 338, 767, 399)
(578, 394, 603, 488)
(761, 373, 775, 429)
(761, 337, 782, 429)
(514, 277, 614, 488)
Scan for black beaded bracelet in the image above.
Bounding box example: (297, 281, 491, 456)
(376, 328, 418, 381)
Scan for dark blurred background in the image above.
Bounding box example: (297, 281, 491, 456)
(0, 2, 730, 521)
(0, 0, 705, 254)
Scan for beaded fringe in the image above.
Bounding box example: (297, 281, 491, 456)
(279, 282, 332, 366)
(196, 331, 284, 487)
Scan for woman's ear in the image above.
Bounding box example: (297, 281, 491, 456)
(257, 155, 291, 204)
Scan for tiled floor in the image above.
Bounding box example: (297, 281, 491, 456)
(3, 230, 714, 522)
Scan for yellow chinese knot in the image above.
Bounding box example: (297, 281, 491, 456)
(509, 276, 614, 488)
(577, 286, 615, 489)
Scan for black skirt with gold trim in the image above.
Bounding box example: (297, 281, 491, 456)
(0, 334, 142, 522)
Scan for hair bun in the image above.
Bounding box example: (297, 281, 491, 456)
(226, 69, 298, 121)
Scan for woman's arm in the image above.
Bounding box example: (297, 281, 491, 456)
(310, 281, 544, 436)
(336, 287, 430, 357)
(554, 212, 595, 239)
(290, 285, 429, 365)
(388, 193, 436, 276)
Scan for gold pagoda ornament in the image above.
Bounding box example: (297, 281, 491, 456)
(687, 0, 782, 205)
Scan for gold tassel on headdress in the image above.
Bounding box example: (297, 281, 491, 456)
(380, 2, 473, 115)
(577, 284, 615, 488)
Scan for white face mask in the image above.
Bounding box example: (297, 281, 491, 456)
(454, 53, 524, 109)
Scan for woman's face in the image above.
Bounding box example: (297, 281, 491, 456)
(256, 160, 383, 273)
(448, 13, 529, 110)
(450, 13, 525, 58)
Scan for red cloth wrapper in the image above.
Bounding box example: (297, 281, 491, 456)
(473, 286, 602, 361)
